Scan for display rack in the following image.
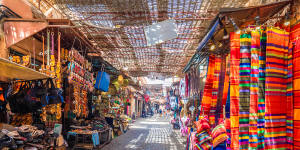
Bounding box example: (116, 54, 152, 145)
(0, 57, 51, 80)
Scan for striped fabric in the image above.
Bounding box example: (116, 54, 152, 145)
(249, 30, 260, 149)
(202, 55, 216, 115)
(286, 25, 293, 150)
(239, 33, 251, 150)
(265, 27, 289, 150)
(257, 29, 266, 150)
(221, 54, 230, 121)
(225, 85, 231, 150)
(209, 55, 221, 126)
(229, 32, 240, 150)
(291, 23, 300, 149)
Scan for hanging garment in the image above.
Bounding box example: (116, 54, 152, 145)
(265, 27, 289, 150)
(249, 29, 260, 149)
(292, 23, 300, 149)
(209, 55, 221, 126)
(185, 74, 189, 97)
(257, 29, 266, 150)
(202, 55, 216, 115)
(229, 32, 240, 150)
(239, 33, 251, 150)
(180, 79, 186, 98)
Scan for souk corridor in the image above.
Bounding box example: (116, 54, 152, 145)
(2, 0, 300, 150)
(102, 114, 185, 150)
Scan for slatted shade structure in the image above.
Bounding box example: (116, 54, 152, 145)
(28, 0, 285, 77)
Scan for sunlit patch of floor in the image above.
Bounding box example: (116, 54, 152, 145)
(125, 133, 144, 149)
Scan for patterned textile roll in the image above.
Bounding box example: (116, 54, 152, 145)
(265, 27, 289, 150)
(249, 30, 260, 149)
(209, 55, 221, 126)
(291, 22, 300, 149)
(202, 55, 216, 115)
(257, 29, 266, 150)
(229, 32, 240, 150)
(239, 33, 251, 150)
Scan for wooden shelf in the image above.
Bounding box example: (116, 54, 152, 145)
(0, 58, 51, 81)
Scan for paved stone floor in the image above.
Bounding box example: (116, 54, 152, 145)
(102, 114, 186, 150)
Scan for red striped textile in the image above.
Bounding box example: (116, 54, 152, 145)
(286, 25, 293, 150)
(229, 32, 240, 150)
(202, 55, 216, 115)
(220, 54, 230, 120)
(265, 27, 289, 150)
(209, 55, 221, 126)
(291, 22, 300, 150)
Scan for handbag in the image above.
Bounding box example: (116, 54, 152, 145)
(7, 82, 31, 114)
(94, 71, 110, 92)
(45, 79, 64, 105)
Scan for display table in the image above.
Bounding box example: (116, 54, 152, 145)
(67, 127, 112, 149)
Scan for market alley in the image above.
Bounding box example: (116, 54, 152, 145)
(102, 115, 185, 150)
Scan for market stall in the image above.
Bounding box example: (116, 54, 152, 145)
(180, 1, 295, 150)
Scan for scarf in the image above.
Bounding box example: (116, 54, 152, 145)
(257, 28, 266, 150)
(239, 33, 251, 150)
(229, 32, 240, 150)
(265, 27, 289, 150)
(248, 29, 260, 149)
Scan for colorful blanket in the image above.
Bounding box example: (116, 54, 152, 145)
(265, 27, 289, 150)
(239, 33, 251, 150)
(229, 32, 240, 150)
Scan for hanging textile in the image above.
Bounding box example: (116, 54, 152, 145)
(209, 55, 221, 126)
(216, 55, 227, 123)
(292, 23, 300, 149)
(257, 29, 266, 150)
(229, 32, 240, 150)
(221, 54, 230, 118)
(239, 33, 251, 150)
(202, 55, 216, 115)
(225, 85, 231, 150)
(249, 29, 260, 149)
(265, 27, 289, 150)
(185, 74, 189, 97)
(286, 25, 293, 150)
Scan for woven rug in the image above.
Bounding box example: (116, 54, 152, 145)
(265, 27, 289, 150)
(257, 28, 266, 150)
(291, 22, 300, 149)
(239, 33, 251, 150)
(209, 55, 221, 126)
(249, 30, 260, 149)
(201, 55, 215, 115)
(229, 32, 240, 150)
